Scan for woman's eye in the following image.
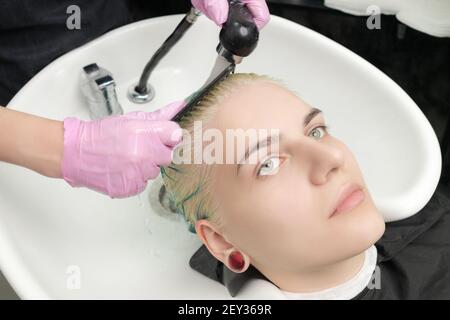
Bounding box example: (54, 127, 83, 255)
(309, 125, 329, 140)
(257, 157, 282, 176)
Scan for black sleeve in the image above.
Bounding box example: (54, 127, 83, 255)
(0, 0, 133, 106)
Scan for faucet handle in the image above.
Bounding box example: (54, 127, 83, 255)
(83, 63, 100, 75)
(81, 63, 123, 120)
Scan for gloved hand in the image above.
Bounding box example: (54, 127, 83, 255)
(61, 101, 185, 198)
(192, 0, 270, 30)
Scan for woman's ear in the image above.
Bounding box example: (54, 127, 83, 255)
(195, 219, 250, 273)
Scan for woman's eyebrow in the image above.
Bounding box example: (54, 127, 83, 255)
(304, 107, 322, 127)
(236, 107, 323, 175)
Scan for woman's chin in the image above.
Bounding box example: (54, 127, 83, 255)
(351, 207, 386, 246)
(328, 202, 386, 252)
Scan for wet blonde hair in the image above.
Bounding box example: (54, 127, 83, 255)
(161, 73, 280, 232)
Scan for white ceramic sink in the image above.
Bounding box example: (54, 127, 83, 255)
(0, 14, 441, 299)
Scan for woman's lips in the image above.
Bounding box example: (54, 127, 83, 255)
(330, 184, 365, 218)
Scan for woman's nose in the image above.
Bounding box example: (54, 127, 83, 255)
(301, 139, 345, 185)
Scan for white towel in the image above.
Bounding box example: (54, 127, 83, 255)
(236, 246, 378, 300)
(324, 0, 450, 37)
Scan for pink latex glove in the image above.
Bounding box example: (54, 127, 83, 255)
(192, 0, 270, 30)
(61, 101, 185, 198)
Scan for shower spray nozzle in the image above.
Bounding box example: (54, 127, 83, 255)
(218, 0, 260, 64)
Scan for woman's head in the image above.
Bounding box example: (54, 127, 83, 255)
(161, 73, 385, 287)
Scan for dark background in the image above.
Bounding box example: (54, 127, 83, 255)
(0, 0, 448, 299)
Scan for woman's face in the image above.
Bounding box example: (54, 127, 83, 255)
(196, 81, 385, 275)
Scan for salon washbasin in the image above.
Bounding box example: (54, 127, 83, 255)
(0, 14, 441, 299)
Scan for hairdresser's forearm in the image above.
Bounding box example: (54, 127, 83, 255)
(0, 107, 64, 178)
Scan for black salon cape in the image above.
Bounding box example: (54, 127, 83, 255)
(190, 184, 450, 299)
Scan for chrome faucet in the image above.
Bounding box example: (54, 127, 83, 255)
(80, 63, 123, 120)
